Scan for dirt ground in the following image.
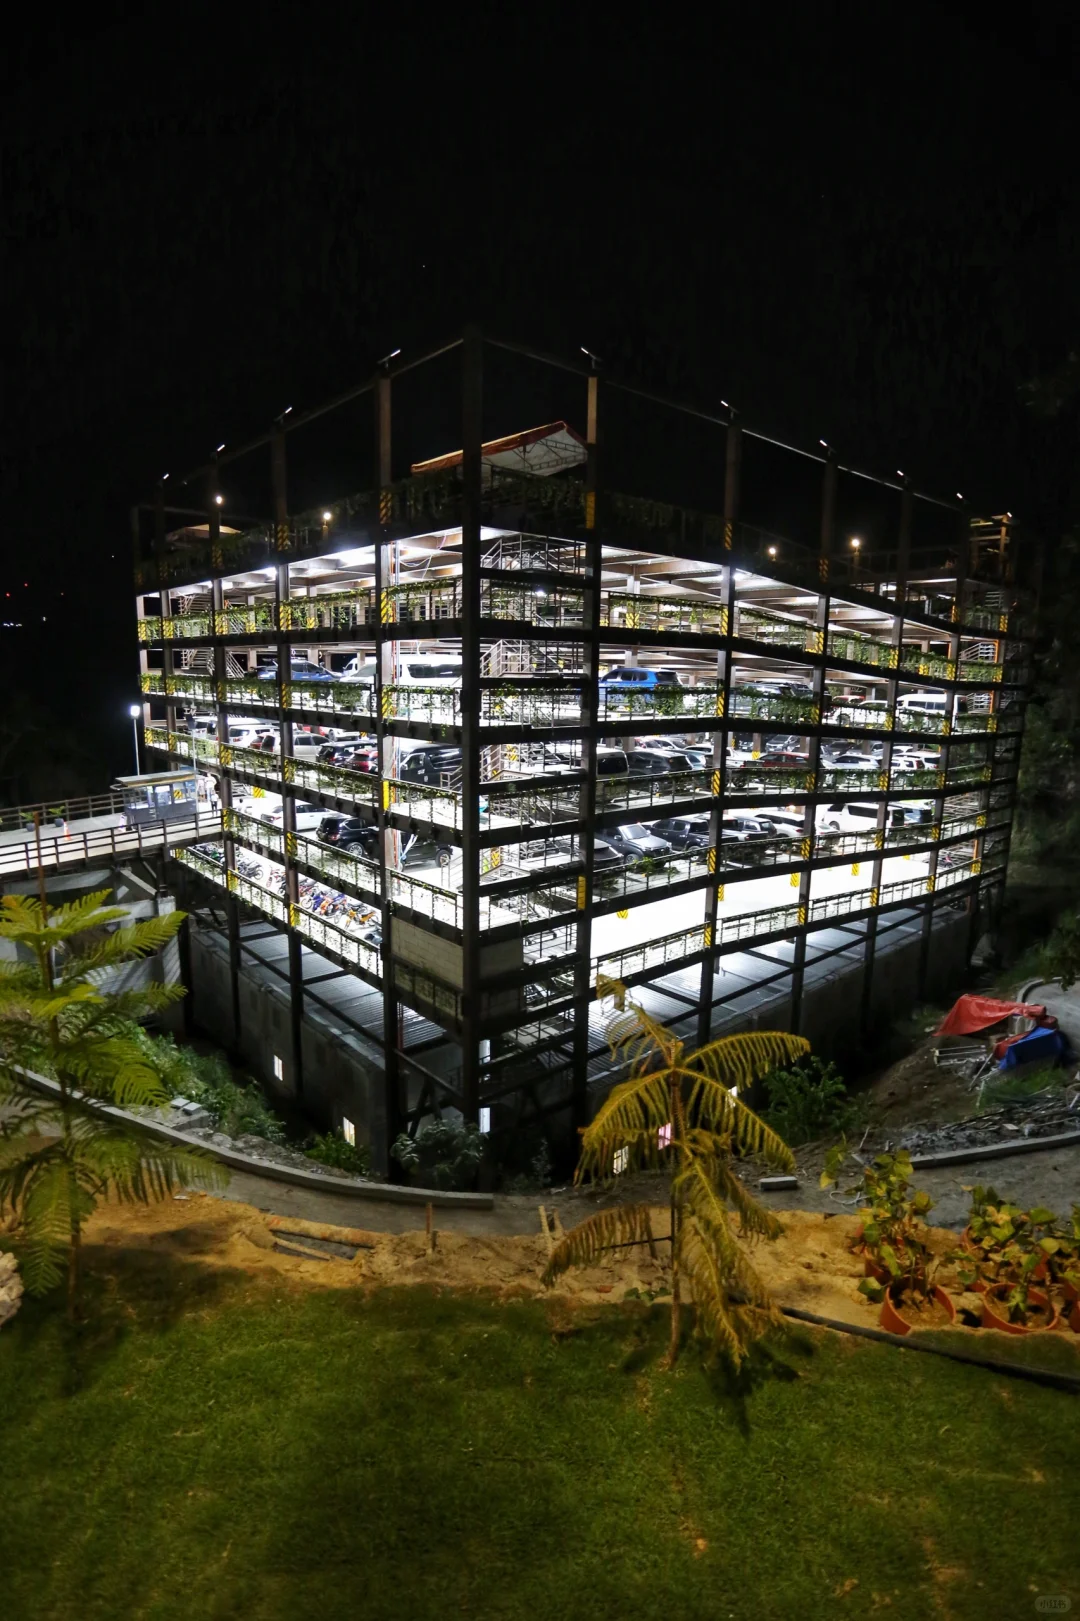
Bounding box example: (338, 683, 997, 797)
(71, 1190, 984, 1334)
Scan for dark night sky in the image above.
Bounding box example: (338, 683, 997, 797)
(2, 4, 1078, 788)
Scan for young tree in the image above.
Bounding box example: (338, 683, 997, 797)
(0, 890, 223, 1317)
(543, 981, 807, 1367)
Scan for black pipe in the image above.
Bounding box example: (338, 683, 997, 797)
(780, 1305, 1080, 1394)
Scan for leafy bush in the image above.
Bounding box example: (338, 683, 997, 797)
(761, 1057, 853, 1145)
(1039, 909, 1080, 990)
(500, 1139, 554, 1195)
(304, 1132, 371, 1177)
(136, 1033, 287, 1145)
(821, 1147, 937, 1303)
(391, 1119, 484, 1191)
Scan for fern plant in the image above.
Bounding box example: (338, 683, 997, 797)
(0, 890, 224, 1317)
(542, 980, 807, 1367)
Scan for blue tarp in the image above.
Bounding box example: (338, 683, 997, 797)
(998, 1027, 1071, 1071)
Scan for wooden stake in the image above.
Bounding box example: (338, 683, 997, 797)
(538, 1204, 554, 1255)
(425, 1201, 435, 1252)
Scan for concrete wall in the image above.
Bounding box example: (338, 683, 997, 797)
(186, 904, 974, 1168)
(187, 924, 388, 1157)
(728, 911, 970, 1065)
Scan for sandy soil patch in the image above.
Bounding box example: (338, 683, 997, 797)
(72, 1192, 907, 1328)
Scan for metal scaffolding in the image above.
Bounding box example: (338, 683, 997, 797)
(131, 331, 1033, 1172)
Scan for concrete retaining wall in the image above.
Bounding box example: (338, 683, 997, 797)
(188, 925, 389, 1162)
(187, 907, 973, 1164)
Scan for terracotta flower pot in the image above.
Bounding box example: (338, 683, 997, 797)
(863, 1255, 889, 1285)
(880, 1283, 957, 1337)
(980, 1284, 1060, 1336)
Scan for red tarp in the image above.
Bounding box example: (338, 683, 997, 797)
(935, 995, 1053, 1038)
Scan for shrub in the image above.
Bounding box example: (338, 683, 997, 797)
(762, 1057, 853, 1145)
(304, 1132, 371, 1177)
(391, 1119, 484, 1191)
(499, 1137, 554, 1195)
(137, 1034, 287, 1145)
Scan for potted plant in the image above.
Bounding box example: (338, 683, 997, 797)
(1042, 1203, 1080, 1332)
(980, 1250, 1060, 1336)
(953, 1189, 1066, 1334)
(821, 1148, 955, 1333)
(955, 1188, 1055, 1293)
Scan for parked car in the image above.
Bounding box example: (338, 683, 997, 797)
(721, 813, 775, 841)
(317, 815, 379, 855)
(891, 751, 940, 773)
(896, 690, 949, 719)
(649, 815, 711, 850)
(259, 800, 326, 832)
(397, 746, 462, 786)
(399, 834, 453, 869)
(889, 800, 936, 827)
(256, 658, 338, 683)
(340, 746, 379, 773)
(290, 732, 333, 763)
(339, 657, 378, 683)
(600, 666, 683, 692)
(595, 748, 630, 778)
(826, 751, 879, 770)
(598, 823, 672, 858)
(625, 749, 701, 777)
(757, 750, 810, 770)
(591, 836, 628, 870)
(815, 800, 881, 834)
(748, 808, 802, 838)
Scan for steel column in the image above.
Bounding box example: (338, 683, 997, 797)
(697, 417, 742, 1047)
(271, 425, 305, 1098)
(572, 370, 602, 1122)
(790, 588, 830, 1033)
(373, 370, 402, 1171)
(459, 328, 484, 1124)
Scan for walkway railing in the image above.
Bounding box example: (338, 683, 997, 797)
(0, 809, 222, 880)
(0, 790, 125, 832)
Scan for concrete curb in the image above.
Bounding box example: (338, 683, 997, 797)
(16, 1069, 495, 1211)
(909, 1129, 1080, 1171)
(780, 1306, 1080, 1393)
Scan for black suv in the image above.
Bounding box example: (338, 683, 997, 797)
(398, 747, 462, 785)
(649, 815, 711, 850)
(317, 815, 379, 855)
(626, 750, 700, 777)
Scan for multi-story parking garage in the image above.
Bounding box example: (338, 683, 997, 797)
(132, 332, 1033, 1171)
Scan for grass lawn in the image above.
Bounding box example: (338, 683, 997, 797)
(0, 1250, 1077, 1621)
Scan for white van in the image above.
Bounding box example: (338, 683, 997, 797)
(397, 653, 462, 686)
(342, 653, 462, 686)
(896, 690, 950, 719)
(816, 801, 881, 834)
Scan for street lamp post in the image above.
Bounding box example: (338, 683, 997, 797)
(129, 704, 142, 774)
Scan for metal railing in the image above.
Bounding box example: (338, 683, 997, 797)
(0, 808, 222, 879)
(292, 907, 380, 974)
(0, 790, 126, 832)
(484, 580, 584, 626)
(826, 629, 897, 669)
(899, 648, 955, 680)
(729, 691, 820, 724)
(595, 923, 708, 983)
(727, 765, 818, 794)
(602, 592, 729, 637)
(737, 606, 822, 653)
